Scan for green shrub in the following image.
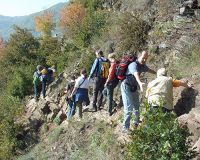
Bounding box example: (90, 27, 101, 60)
(73, 10, 108, 48)
(114, 12, 149, 53)
(7, 66, 34, 99)
(127, 103, 197, 160)
(0, 95, 23, 159)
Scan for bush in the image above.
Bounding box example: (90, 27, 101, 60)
(127, 103, 197, 160)
(0, 95, 23, 159)
(72, 10, 108, 48)
(113, 12, 149, 53)
(7, 66, 35, 99)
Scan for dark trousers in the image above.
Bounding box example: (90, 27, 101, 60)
(34, 83, 42, 99)
(42, 79, 47, 98)
(105, 85, 115, 114)
(92, 77, 106, 109)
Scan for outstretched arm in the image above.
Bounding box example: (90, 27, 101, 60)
(69, 87, 78, 98)
(89, 59, 98, 79)
(173, 79, 193, 88)
(148, 68, 156, 74)
(134, 72, 145, 92)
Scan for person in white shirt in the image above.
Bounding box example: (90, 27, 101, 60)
(70, 68, 90, 118)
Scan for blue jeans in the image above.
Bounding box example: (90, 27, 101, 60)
(121, 80, 140, 129)
(67, 96, 76, 120)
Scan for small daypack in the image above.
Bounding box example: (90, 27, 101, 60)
(115, 55, 137, 80)
(100, 58, 110, 79)
(33, 71, 41, 85)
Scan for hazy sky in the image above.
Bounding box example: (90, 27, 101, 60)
(0, 0, 68, 17)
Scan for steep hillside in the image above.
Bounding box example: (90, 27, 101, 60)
(15, 0, 200, 159)
(0, 0, 199, 159)
(0, 2, 67, 40)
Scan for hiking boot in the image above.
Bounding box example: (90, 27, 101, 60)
(122, 128, 131, 135)
(133, 123, 139, 129)
(89, 108, 97, 112)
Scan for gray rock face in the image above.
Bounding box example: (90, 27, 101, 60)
(120, 0, 154, 12)
(173, 35, 198, 57)
(23, 72, 69, 147)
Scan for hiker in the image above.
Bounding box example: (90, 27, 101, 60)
(40, 66, 56, 98)
(121, 51, 156, 133)
(33, 65, 43, 100)
(40, 67, 49, 99)
(69, 68, 90, 119)
(146, 68, 193, 112)
(64, 75, 76, 120)
(104, 53, 119, 116)
(88, 50, 110, 112)
(47, 66, 56, 83)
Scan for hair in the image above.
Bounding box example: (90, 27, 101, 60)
(96, 50, 103, 56)
(70, 75, 76, 80)
(108, 53, 116, 59)
(80, 68, 87, 78)
(37, 65, 43, 71)
(141, 50, 148, 56)
(157, 68, 167, 77)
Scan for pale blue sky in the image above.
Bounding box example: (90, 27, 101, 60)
(0, 0, 68, 17)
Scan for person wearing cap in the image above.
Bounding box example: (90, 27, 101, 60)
(146, 68, 193, 112)
(33, 65, 43, 101)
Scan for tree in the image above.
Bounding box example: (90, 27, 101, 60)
(5, 26, 39, 66)
(0, 94, 23, 159)
(35, 11, 56, 38)
(1, 26, 40, 98)
(115, 12, 149, 53)
(60, 2, 86, 32)
(0, 37, 6, 57)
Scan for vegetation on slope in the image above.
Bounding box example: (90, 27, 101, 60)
(0, 0, 198, 159)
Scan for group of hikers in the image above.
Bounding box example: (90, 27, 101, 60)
(33, 65, 55, 101)
(33, 50, 193, 133)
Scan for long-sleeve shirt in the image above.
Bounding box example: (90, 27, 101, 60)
(146, 76, 182, 110)
(89, 57, 108, 78)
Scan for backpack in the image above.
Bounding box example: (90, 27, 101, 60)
(115, 55, 137, 80)
(100, 58, 110, 79)
(33, 71, 41, 85)
(107, 61, 119, 87)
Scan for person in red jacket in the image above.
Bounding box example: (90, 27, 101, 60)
(104, 53, 119, 116)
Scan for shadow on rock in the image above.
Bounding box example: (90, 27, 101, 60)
(174, 88, 198, 116)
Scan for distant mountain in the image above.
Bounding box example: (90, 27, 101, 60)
(0, 2, 67, 40)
